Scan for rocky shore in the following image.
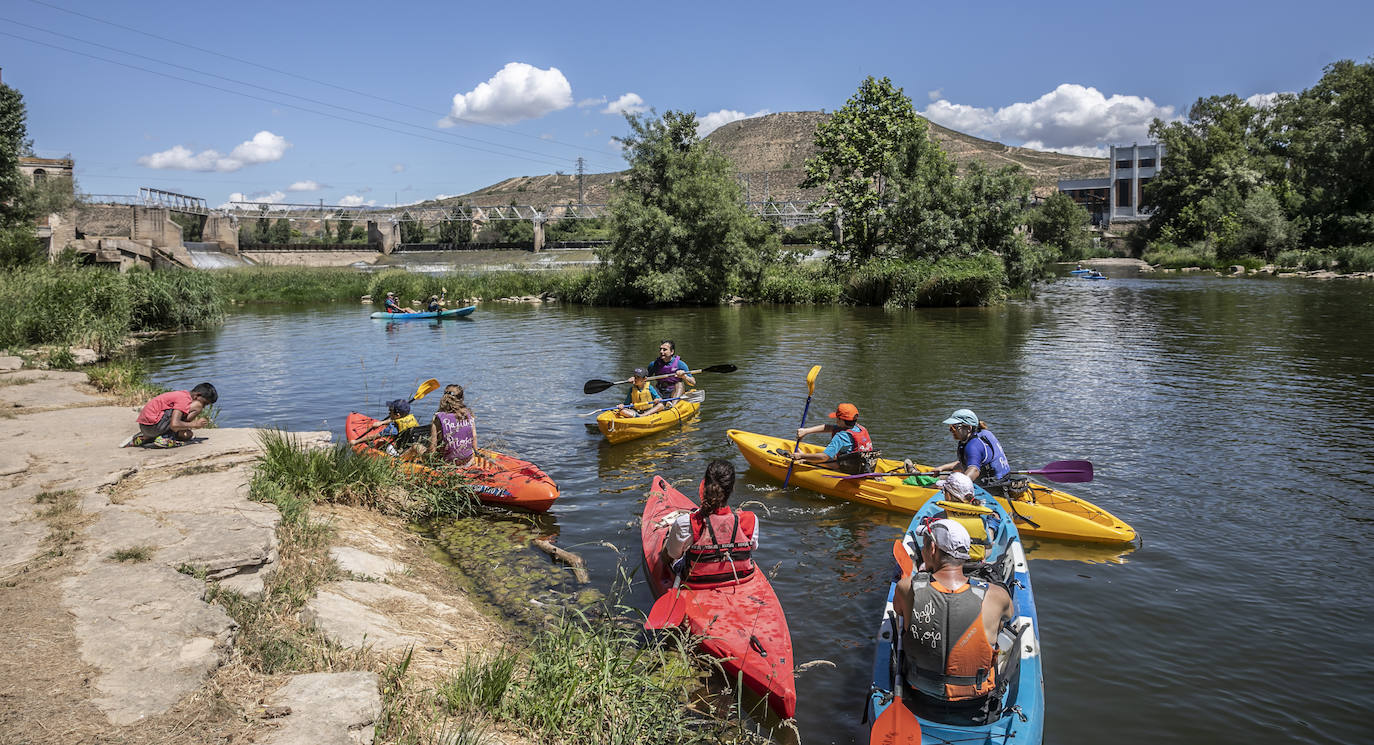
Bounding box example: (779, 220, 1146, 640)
(0, 369, 532, 745)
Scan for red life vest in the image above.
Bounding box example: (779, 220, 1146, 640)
(845, 423, 873, 452)
(684, 507, 756, 587)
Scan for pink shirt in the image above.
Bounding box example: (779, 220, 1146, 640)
(137, 390, 193, 426)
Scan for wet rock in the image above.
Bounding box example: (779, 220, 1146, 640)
(1229, 265, 1245, 274)
(261, 671, 380, 745)
(0, 355, 21, 371)
(330, 546, 405, 580)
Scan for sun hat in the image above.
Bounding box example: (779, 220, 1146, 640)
(386, 291, 395, 297)
(942, 409, 979, 427)
(828, 403, 859, 421)
(914, 518, 972, 561)
(386, 398, 411, 416)
(938, 472, 976, 501)
(632, 367, 648, 378)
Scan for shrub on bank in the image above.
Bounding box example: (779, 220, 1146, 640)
(1142, 242, 1219, 269)
(752, 263, 843, 304)
(844, 255, 1006, 307)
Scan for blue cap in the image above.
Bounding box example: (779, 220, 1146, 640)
(387, 398, 411, 416)
(942, 409, 979, 427)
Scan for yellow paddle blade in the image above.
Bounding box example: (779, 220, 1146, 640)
(413, 378, 441, 401)
(805, 365, 821, 395)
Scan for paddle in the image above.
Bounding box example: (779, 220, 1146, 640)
(892, 538, 914, 577)
(645, 574, 689, 629)
(826, 459, 1095, 484)
(871, 609, 922, 744)
(582, 364, 737, 395)
(353, 378, 440, 440)
(578, 389, 705, 417)
(781, 365, 822, 489)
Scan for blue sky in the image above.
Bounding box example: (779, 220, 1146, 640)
(3, 0, 1370, 208)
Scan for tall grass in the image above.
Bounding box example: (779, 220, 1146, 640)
(213, 266, 598, 304)
(844, 255, 1006, 307)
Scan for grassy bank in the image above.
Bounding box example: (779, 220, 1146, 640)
(1143, 242, 1374, 272)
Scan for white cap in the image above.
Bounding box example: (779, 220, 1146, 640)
(938, 472, 976, 502)
(915, 518, 972, 561)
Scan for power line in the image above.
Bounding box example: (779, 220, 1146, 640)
(21, 0, 626, 162)
(0, 17, 622, 173)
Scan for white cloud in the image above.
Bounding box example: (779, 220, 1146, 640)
(696, 109, 771, 138)
(219, 190, 287, 209)
(539, 133, 555, 140)
(139, 130, 291, 172)
(1022, 142, 1110, 158)
(921, 84, 1175, 154)
(927, 88, 943, 101)
(439, 62, 573, 126)
(338, 194, 376, 207)
(286, 180, 324, 192)
(1245, 92, 1286, 109)
(392, 163, 406, 173)
(577, 96, 607, 108)
(603, 93, 649, 116)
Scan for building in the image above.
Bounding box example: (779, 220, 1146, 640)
(1057, 143, 1163, 228)
(19, 156, 75, 186)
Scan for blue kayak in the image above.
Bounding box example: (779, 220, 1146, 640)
(1068, 268, 1092, 275)
(1084, 273, 1109, 280)
(866, 489, 1044, 744)
(370, 305, 476, 320)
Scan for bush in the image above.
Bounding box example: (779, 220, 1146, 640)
(844, 255, 1005, 307)
(753, 263, 843, 304)
(0, 225, 43, 268)
(125, 268, 223, 331)
(1333, 245, 1374, 272)
(0, 263, 130, 352)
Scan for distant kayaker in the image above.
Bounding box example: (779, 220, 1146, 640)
(427, 295, 442, 313)
(647, 340, 694, 399)
(894, 518, 1014, 710)
(348, 398, 419, 454)
(119, 382, 218, 448)
(383, 291, 416, 314)
(663, 459, 758, 586)
(616, 368, 666, 418)
(429, 384, 477, 467)
(935, 409, 1011, 488)
(788, 403, 879, 474)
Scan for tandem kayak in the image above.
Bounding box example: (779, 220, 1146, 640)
(640, 475, 796, 720)
(345, 412, 559, 512)
(369, 305, 476, 320)
(726, 429, 1135, 544)
(1068, 268, 1092, 275)
(595, 395, 702, 444)
(866, 490, 1044, 744)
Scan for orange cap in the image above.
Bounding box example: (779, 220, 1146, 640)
(829, 403, 859, 421)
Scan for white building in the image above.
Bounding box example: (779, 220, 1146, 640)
(1057, 143, 1163, 227)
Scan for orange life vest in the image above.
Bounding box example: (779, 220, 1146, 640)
(904, 573, 997, 701)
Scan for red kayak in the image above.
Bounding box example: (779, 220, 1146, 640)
(640, 475, 796, 720)
(345, 412, 559, 513)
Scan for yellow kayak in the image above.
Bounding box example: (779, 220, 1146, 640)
(727, 429, 1136, 545)
(596, 396, 701, 444)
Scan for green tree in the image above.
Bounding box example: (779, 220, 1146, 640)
(488, 217, 533, 243)
(1027, 192, 1092, 259)
(803, 76, 921, 263)
(268, 217, 291, 243)
(603, 110, 779, 304)
(335, 217, 352, 243)
(400, 212, 427, 244)
(886, 121, 964, 258)
(959, 163, 1038, 285)
(0, 81, 30, 226)
(437, 208, 472, 244)
(1230, 186, 1294, 258)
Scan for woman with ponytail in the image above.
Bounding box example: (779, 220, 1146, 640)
(662, 459, 760, 587)
(429, 384, 478, 467)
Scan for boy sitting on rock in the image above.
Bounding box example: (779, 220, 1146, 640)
(119, 382, 218, 448)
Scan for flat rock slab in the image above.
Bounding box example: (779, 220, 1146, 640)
(0, 369, 105, 411)
(330, 546, 404, 580)
(300, 589, 422, 651)
(262, 671, 380, 745)
(0, 356, 22, 371)
(62, 562, 234, 725)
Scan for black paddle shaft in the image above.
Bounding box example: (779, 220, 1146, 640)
(582, 364, 737, 394)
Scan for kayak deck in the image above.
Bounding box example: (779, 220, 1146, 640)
(727, 429, 1135, 544)
(595, 395, 701, 444)
(640, 475, 796, 720)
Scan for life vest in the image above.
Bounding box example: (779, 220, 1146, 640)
(433, 412, 475, 464)
(392, 414, 418, 433)
(957, 430, 1011, 482)
(648, 355, 683, 396)
(935, 500, 995, 562)
(384, 298, 403, 313)
(684, 508, 756, 588)
(832, 424, 878, 474)
(628, 384, 659, 412)
(905, 573, 998, 702)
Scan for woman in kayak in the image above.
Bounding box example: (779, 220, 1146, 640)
(935, 408, 1010, 488)
(663, 459, 759, 586)
(429, 383, 477, 467)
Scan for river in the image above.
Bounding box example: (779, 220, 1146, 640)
(138, 269, 1374, 744)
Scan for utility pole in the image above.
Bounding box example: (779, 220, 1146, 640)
(576, 157, 586, 205)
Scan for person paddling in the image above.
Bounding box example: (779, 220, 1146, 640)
(616, 368, 666, 418)
(648, 340, 695, 399)
(788, 403, 879, 474)
(663, 459, 759, 587)
(119, 382, 218, 448)
(383, 291, 416, 314)
(427, 295, 442, 313)
(349, 398, 419, 454)
(935, 409, 1010, 489)
(429, 384, 477, 467)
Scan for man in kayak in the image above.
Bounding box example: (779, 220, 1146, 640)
(426, 295, 442, 313)
(895, 518, 1014, 713)
(935, 409, 1011, 489)
(663, 459, 758, 586)
(348, 398, 419, 454)
(383, 291, 416, 314)
(119, 382, 218, 448)
(647, 340, 694, 399)
(787, 403, 879, 474)
(615, 368, 666, 418)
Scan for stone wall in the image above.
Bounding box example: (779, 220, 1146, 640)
(76, 204, 135, 238)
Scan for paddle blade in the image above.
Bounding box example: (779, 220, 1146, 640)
(805, 365, 821, 395)
(870, 698, 921, 745)
(583, 379, 617, 395)
(645, 589, 687, 629)
(703, 363, 738, 374)
(1019, 459, 1094, 483)
(412, 378, 440, 401)
(892, 539, 913, 577)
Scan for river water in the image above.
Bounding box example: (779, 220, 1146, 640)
(138, 270, 1374, 744)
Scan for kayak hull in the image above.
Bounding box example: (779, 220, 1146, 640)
(867, 490, 1044, 744)
(344, 412, 558, 512)
(726, 429, 1135, 544)
(595, 396, 701, 444)
(640, 475, 796, 720)
(370, 305, 476, 320)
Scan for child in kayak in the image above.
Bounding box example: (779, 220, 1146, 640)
(616, 368, 666, 418)
(788, 403, 879, 474)
(119, 382, 218, 448)
(663, 459, 759, 585)
(348, 398, 419, 455)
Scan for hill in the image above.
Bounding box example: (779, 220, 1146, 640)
(417, 111, 1107, 210)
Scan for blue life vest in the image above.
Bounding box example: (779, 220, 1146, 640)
(958, 429, 1011, 481)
